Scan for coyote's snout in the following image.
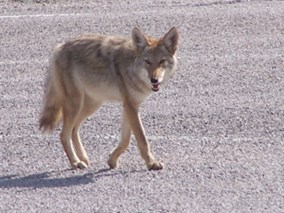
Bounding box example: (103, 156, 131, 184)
(40, 27, 179, 170)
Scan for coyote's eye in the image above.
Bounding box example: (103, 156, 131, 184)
(144, 59, 151, 65)
(159, 59, 166, 65)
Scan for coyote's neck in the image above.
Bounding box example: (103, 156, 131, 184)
(124, 62, 152, 101)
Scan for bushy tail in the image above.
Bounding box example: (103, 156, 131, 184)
(39, 60, 63, 132)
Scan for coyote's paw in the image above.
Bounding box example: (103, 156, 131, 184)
(71, 161, 88, 170)
(107, 157, 119, 169)
(80, 157, 90, 166)
(147, 161, 164, 171)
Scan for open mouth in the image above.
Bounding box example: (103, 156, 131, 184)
(151, 83, 160, 92)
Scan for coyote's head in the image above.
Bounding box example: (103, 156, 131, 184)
(132, 27, 179, 92)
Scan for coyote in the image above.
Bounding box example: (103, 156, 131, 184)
(40, 27, 179, 170)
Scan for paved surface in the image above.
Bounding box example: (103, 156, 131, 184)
(1, 0, 284, 212)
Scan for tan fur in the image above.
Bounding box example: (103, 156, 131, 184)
(39, 27, 179, 170)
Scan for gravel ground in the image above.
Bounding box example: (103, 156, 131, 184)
(1, 0, 284, 212)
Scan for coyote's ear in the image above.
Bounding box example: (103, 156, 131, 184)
(132, 27, 149, 52)
(162, 27, 179, 55)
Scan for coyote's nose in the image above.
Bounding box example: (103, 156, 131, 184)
(151, 78, 158, 84)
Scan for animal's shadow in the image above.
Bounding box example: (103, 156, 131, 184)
(0, 168, 131, 189)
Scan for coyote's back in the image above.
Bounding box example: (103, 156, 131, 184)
(39, 27, 179, 170)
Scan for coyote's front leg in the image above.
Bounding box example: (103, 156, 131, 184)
(108, 111, 132, 169)
(123, 102, 163, 170)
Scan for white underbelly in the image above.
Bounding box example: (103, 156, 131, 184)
(85, 83, 123, 103)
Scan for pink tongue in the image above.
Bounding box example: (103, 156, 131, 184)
(152, 84, 160, 91)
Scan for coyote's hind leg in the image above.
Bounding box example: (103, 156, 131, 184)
(60, 97, 88, 169)
(72, 101, 101, 167)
